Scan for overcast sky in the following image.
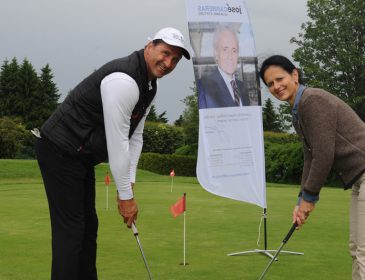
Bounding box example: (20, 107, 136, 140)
(0, 0, 308, 123)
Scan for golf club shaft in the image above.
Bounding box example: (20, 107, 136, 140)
(132, 223, 153, 280)
(258, 223, 297, 280)
(283, 222, 297, 243)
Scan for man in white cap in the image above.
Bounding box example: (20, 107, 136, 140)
(35, 27, 190, 280)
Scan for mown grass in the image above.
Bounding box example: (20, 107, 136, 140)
(0, 160, 351, 279)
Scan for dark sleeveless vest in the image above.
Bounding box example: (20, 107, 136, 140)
(41, 49, 156, 165)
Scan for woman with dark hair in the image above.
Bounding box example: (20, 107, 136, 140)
(260, 55, 365, 280)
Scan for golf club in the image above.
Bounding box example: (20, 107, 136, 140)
(131, 222, 153, 280)
(258, 223, 298, 280)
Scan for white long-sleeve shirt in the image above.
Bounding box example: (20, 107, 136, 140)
(100, 72, 154, 200)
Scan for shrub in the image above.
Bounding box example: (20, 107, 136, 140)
(0, 117, 27, 158)
(264, 132, 341, 187)
(265, 142, 303, 184)
(138, 153, 196, 177)
(16, 131, 36, 159)
(264, 131, 299, 144)
(142, 122, 184, 154)
(174, 144, 198, 156)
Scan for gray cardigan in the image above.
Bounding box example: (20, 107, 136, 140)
(293, 87, 365, 195)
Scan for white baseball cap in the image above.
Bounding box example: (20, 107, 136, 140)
(151, 27, 191, 60)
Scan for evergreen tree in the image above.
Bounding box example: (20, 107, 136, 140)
(262, 98, 282, 132)
(277, 103, 293, 132)
(15, 58, 40, 129)
(0, 58, 60, 129)
(174, 115, 184, 126)
(0, 57, 59, 158)
(157, 111, 168, 124)
(146, 104, 169, 123)
(0, 58, 19, 117)
(291, 0, 365, 120)
(38, 64, 60, 125)
(181, 85, 199, 146)
(146, 104, 159, 122)
(40, 64, 60, 107)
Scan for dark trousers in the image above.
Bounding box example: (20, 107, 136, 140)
(36, 137, 98, 280)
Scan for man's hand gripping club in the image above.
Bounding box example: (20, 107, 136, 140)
(117, 183, 138, 227)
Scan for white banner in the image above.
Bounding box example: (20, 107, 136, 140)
(185, 0, 266, 208)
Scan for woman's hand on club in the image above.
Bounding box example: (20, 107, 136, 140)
(293, 200, 315, 229)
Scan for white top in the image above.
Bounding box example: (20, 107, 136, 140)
(100, 72, 154, 200)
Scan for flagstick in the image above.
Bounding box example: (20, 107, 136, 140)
(183, 210, 186, 265)
(171, 176, 174, 192)
(106, 185, 109, 210)
(105, 171, 110, 210)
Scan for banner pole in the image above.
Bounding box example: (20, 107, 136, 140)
(227, 208, 303, 259)
(264, 208, 267, 250)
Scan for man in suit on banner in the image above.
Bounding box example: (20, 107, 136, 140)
(198, 25, 250, 109)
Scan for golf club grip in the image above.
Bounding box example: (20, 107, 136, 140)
(283, 223, 297, 243)
(131, 222, 138, 236)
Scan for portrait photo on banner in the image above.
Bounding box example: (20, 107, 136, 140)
(189, 21, 261, 109)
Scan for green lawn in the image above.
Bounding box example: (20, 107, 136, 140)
(0, 160, 351, 279)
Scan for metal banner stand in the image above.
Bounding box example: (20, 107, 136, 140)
(227, 208, 303, 259)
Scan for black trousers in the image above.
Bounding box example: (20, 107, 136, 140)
(36, 137, 98, 280)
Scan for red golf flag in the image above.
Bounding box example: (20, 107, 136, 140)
(170, 194, 186, 218)
(104, 172, 111, 186)
(170, 169, 175, 177)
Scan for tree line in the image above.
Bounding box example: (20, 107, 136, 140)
(0, 58, 60, 129)
(0, 0, 363, 160)
(0, 58, 60, 158)
(0, 58, 300, 159)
